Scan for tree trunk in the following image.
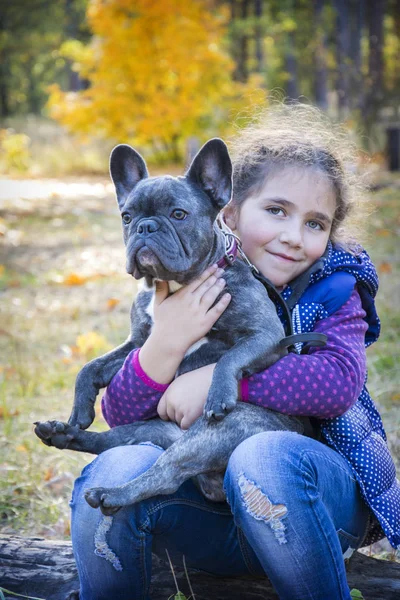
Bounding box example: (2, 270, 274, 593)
(348, 0, 364, 111)
(0, 12, 10, 118)
(1, 535, 400, 600)
(236, 0, 250, 82)
(254, 0, 264, 73)
(334, 0, 351, 117)
(313, 0, 328, 110)
(65, 0, 86, 92)
(364, 0, 386, 127)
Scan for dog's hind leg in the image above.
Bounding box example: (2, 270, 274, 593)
(34, 418, 182, 454)
(84, 406, 301, 514)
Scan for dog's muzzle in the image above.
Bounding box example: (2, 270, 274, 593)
(136, 218, 160, 236)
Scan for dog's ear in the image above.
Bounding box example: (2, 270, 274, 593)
(110, 144, 149, 210)
(186, 139, 232, 210)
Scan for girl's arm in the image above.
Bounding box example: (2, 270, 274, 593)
(241, 288, 367, 418)
(156, 287, 368, 428)
(101, 348, 168, 426)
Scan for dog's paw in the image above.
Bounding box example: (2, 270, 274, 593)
(84, 487, 122, 516)
(203, 396, 236, 422)
(68, 404, 95, 430)
(34, 420, 78, 450)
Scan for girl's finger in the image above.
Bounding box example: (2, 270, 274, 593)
(154, 280, 169, 306)
(157, 395, 169, 420)
(185, 264, 220, 294)
(189, 269, 225, 304)
(199, 277, 227, 308)
(166, 404, 176, 423)
(205, 293, 231, 325)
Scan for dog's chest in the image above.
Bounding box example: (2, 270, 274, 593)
(144, 281, 209, 357)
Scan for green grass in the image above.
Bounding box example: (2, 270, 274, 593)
(0, 171, 399, 541)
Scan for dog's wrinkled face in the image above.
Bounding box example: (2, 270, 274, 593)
(110, 139, 232, 284)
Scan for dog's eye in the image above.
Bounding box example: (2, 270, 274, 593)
(122, 213, 132, 224)
(171, 209, 187, 221)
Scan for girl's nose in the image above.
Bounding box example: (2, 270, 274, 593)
(279, 226, 303, 248)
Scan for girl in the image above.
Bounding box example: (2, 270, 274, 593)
(70, 104, 400, 600)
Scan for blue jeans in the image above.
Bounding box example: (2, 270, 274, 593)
(71, 431, 370, 600)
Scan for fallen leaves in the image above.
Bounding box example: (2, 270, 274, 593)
(60, 331, 111, 362)
(57, 272, 109, 286)
(106, 297, 120, 310)
(61, 272, 89, 286)
(375, 228, 392, 237)
(379, 262, 392, 274)
(0, 406, 20, 420)
(16, 444, 28, 453)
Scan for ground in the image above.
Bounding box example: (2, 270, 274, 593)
(0, 173, 399, 559)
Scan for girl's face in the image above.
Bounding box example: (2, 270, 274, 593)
(225, 166, 336, 289)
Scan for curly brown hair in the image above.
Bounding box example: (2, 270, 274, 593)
(227, 101, 370, 249)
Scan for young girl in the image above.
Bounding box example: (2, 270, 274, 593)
(70, 104, 400, 600)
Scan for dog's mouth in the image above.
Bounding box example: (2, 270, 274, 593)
(128, 246, 162, 279)
(126, 230, 198, 282)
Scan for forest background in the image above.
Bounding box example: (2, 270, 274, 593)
(0, 0, 399, 563)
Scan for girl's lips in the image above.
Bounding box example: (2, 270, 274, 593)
(269, 251, 298, 262)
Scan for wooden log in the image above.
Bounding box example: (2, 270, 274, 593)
(1, 534, 400, 600)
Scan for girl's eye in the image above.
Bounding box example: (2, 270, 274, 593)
(267, 206, 285, 216)
(307, 220, 323, 231)
(122, 213, 132, 224)
(171, 209, 188, 220)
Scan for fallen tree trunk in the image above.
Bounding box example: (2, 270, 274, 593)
(0, 535, 400, 600)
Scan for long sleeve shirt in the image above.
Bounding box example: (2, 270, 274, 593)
(101, 288, 368, 428)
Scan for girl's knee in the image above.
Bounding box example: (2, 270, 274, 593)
(226, 430, 304, 478)
(72, 443, 164, 499)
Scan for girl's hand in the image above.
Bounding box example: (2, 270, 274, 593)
(157, 364, 216, 429)
(138, 265, 231, 384)
(152, 264, 231, 356)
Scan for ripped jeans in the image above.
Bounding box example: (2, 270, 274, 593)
(70, 431, 370, 600)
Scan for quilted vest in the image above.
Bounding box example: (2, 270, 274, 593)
(280, 242, 400, 549)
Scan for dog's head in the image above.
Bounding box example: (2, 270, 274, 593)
(110, 139, 232, 285)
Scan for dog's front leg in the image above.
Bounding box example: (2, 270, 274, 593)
(68, 338, 136, 429)
(204, 333, 285, 421)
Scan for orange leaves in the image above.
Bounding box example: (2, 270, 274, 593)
(56, 271, 114, 286)
(0, 406, 20, 420)
(62, 272, 90, 286)
(43, 467, 55, 481)
(106, 297, 120, 311)
(47, 0, 261, 158)
(379, 262, 392, 274)
(375, 229, 392, 237)
(16, 444, 28, 453)
(75, 331, 110, 356)
(62, 331, 111, 363)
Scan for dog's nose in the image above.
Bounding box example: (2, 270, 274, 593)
(137, 219, 160, 235)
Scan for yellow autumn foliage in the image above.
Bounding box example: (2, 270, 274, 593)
(47, 0, 263, 159)
(75, 331, 111, 358)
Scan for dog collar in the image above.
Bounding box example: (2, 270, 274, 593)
(216, 232, 238, 269)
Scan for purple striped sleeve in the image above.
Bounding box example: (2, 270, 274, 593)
(240, 289, 368, 418)
(101, 349, 169, 427)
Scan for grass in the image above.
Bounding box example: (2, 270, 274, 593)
(365, 185, 400, 466)
(0, 166, 399, 547)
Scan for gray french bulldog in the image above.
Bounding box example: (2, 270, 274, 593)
(35, 138, 306, 514)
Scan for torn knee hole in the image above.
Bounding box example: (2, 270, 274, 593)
(238, 473, 288, 545)
(94, 515, 123, 571)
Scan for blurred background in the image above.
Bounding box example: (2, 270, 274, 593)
(0, 0, 399, 557)
(0, 0, 400, 171)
